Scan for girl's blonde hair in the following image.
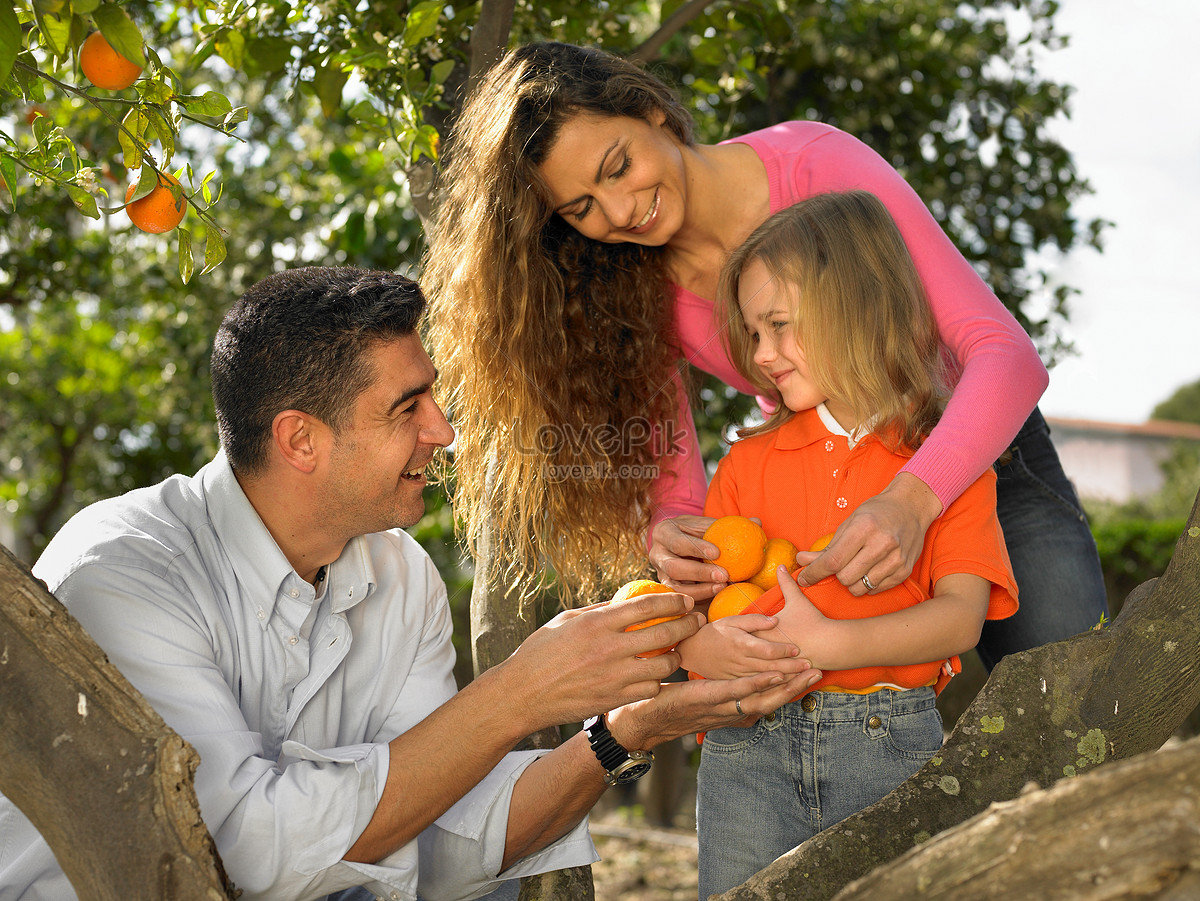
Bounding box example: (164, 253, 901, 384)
(717, 191, 950, 451)
(422, 43, 694, 605)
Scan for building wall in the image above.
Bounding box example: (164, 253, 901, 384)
(1047, 417, 1200, 504)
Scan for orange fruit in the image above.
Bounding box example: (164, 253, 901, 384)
(703, 515, 768, 582)
(80, 32, 142, 90)
(125, 172, 187, 233)
(747, 537, 800, 591)
(810, 533, 834, 552)
(708, 582, 765, 621)
(613, 579, 684, 657)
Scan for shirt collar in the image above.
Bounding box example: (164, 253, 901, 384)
(775, 404, 875, 450)
(200, 451, 376, 625)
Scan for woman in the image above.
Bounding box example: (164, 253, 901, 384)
(422, 41, 1106, 667)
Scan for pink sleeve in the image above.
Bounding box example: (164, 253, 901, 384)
(799, 130, 1048, 509)
(647, 368, 707, 544)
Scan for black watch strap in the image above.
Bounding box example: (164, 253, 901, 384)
(583, 714, 654, 785)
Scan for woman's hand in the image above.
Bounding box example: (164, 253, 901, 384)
(648, 515, 727, 600)
(795, 473, 942, 596)
(676, 614, 809, 681)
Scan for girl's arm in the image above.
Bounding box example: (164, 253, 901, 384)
(767, 567, 990, 671)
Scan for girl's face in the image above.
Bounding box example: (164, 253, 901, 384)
(537, 111, 688, 246)
(738, 258, 829, 416)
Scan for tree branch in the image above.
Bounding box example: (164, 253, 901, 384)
(629, 0, 720, 64)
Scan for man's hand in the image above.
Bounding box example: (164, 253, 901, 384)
(607, 666, 821, 749)
(648, 515, 726, 600)
(795, 473, 941, 595)
(502, 589, 704, 733)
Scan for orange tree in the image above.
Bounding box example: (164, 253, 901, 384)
(3, 0, 1102, 620)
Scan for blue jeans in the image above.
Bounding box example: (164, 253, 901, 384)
(981, 408, 1109, 669)
(696, 688, 942, 899)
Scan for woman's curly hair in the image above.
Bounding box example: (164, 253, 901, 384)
(423, 42, 695, 606)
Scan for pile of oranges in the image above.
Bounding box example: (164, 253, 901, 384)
(704, 516, 830, 620)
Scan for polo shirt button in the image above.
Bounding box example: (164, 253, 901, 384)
(824, 440, 835, 452)
(868, 715, 882, 729)
(836, 497, 848, 508)
(800, 695, 817, 713)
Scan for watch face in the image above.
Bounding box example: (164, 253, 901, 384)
(612, 760, 653, 784)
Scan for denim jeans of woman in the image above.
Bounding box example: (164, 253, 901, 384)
(696, 687, 943, 899)
(981, 407, 1109, 669)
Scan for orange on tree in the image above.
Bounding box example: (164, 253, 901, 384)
(708, 582, 766, 621)
(702, 515, 768, 583)
(748, 537, 800, 591)
(80, 31, 142, 90)
(125, 172, 187, 234)
(612, 579, 684, 657)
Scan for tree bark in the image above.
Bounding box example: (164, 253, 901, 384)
(717, 490, 1200, 901)
(471, 511, 594, 901)
(0, 544, 236, 901)
(830, 734, 1200, 900)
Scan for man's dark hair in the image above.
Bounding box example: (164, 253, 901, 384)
(211, 266, 427, 474)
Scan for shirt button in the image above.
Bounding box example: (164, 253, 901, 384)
(256, 609, 266, 621)
(868, 715, 883, 729)
(824, 440, 835, 452)
(836, 497, 848, 508)
(288, 635, 298, 645)
(348, 587, 354, 598)
(800, 695, 817, 713)
(288, 588, 299, 598)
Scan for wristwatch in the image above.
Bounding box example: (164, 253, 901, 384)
(583, 714, 654, 785)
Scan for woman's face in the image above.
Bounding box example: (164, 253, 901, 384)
(537, 110, 688, 246)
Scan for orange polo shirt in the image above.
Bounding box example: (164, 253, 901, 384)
(703, 405, 1018, 694)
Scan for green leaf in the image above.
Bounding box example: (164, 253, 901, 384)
(0, 0, 19, 86)
(179, 90, 233, 117)
(66, 183, 100, 218)
(33, 6, 70, 58)
(177, 225, 194, 284)
(313, 58, 349, 119)
(214, 29, 244, 70)
(119, 106, 148, 169)
(202, 223, 226, 274)
(430, 58, 454, 87)
(0, 153, 16, 206)
(72, 0, 101, 13)
(92, 2, 145, 67)
(242, 35, 292, 77)
(401, 0, 441, 49)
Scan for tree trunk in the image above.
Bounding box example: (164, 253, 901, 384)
(717, 491, 1200, 901)
(0, 544, 236, 901)
(471, 512, 595, 901)
(830, 733, 1200, 900)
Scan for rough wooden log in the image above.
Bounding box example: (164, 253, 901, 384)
(717, 491, 1200, 901)
(0, 544, 236, 901)
(833, 734, 1200, 900)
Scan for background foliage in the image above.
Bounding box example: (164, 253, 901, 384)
(2, 1, 1119, 620)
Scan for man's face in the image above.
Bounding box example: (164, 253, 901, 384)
(320, 335, 455, 536)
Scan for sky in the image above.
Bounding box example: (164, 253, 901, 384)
(1032, 0, 1200, 424)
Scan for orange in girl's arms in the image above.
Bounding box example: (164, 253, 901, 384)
(611, 579, 685, 657)
(703, 515, 768, 583)
(707, 582, 765, 621)
(748, 538, 800, 591)
(80, 32, 142, 90)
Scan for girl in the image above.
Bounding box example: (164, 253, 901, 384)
(677, 191, 1019, 897)
(422, 41, 1102, 668)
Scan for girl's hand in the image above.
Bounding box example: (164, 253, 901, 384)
(648, 515, 727, 600)
(795, 473, 941, 595)
(677, 614, 809, 681)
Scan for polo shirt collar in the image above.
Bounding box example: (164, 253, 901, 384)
(775, 404, 874, 450)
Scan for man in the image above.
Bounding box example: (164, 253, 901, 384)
(0, 268, 816, 900)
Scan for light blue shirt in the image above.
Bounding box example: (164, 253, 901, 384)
(0, 452, 596, 901)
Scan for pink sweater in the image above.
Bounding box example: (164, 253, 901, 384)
(650, 121, 1048, 528)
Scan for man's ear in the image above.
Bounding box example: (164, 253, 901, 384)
(272, 410, 325, 474)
